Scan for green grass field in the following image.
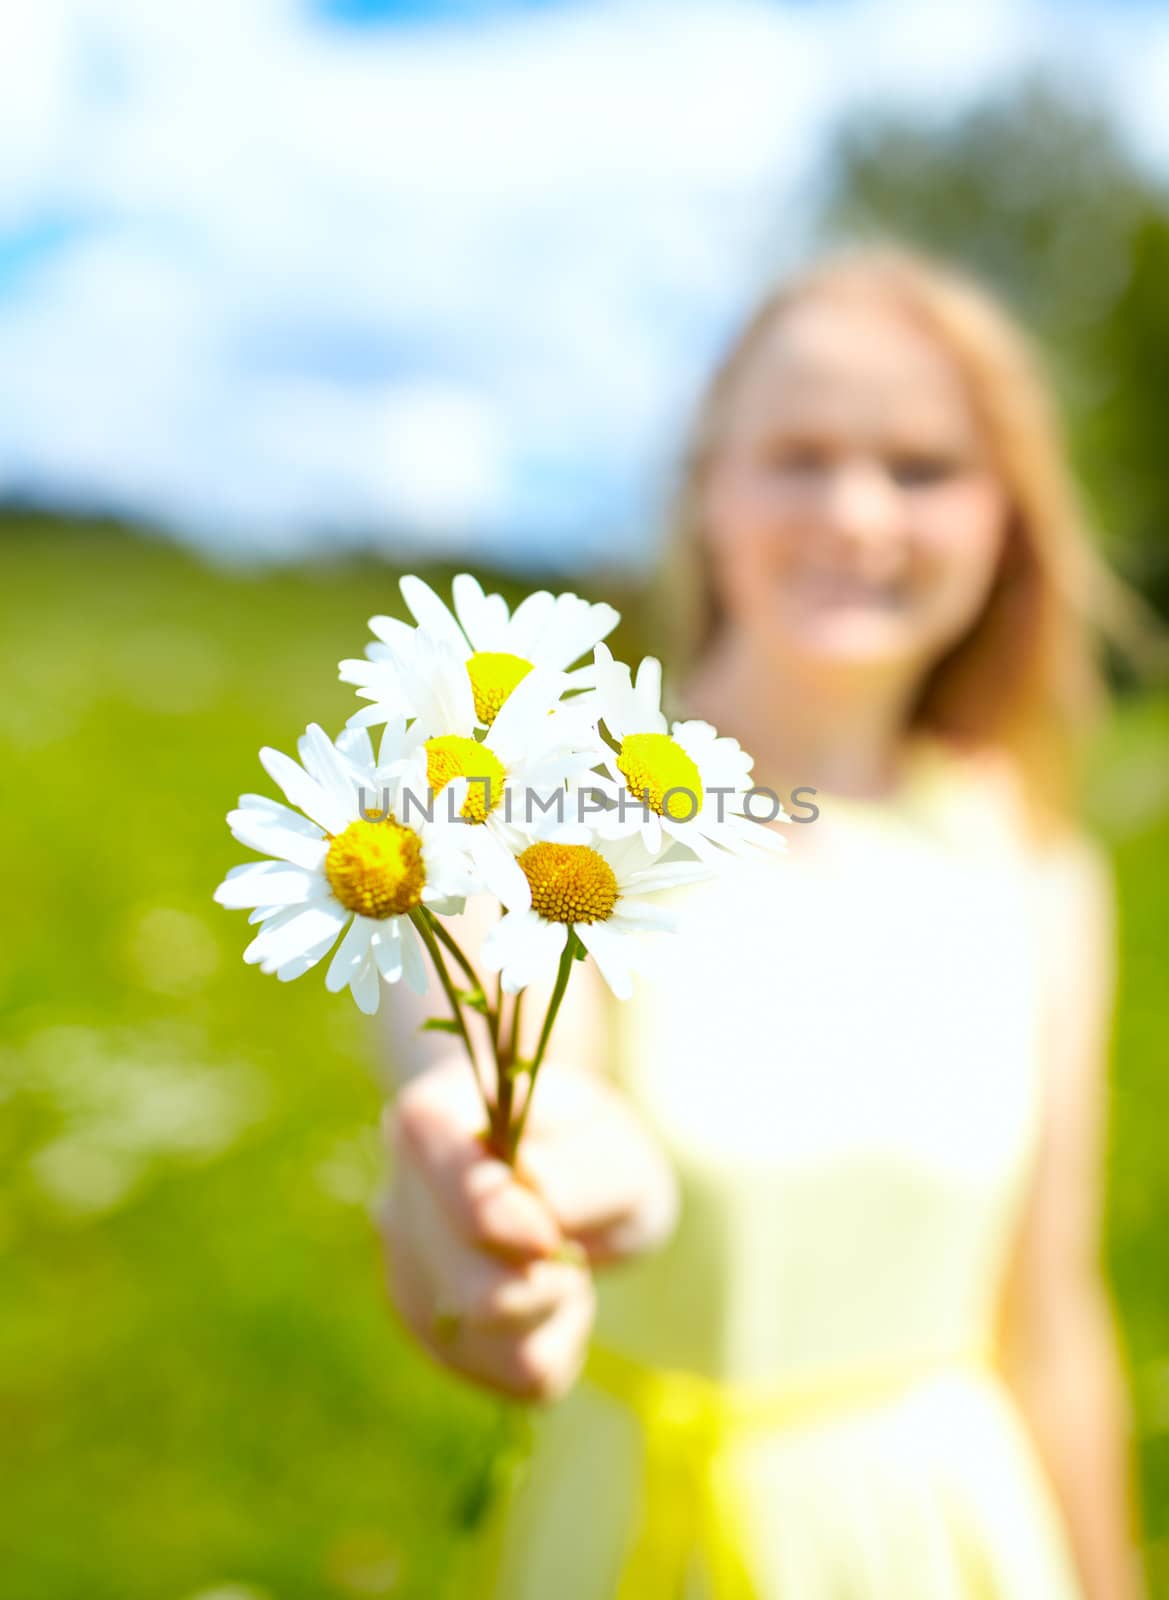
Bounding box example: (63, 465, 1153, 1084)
(2, 519, 1167, 1598)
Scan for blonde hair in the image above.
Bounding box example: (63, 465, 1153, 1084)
(661, 246, 1166, 843)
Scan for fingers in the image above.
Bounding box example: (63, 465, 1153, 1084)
(388, 1057, 679, 1266)
(378, 1056, 674, 1400)
(380, 1192, 595, 1402)
(385, 1155, 579, 1328)
(389, 1063, 561, 1260)
(460, 1253, 585, 1329)
(499, 1265, 595, 1402)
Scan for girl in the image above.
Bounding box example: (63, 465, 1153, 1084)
(380, 249, 1154, 1598)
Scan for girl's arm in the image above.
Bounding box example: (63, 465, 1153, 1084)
(995, 830, 1147, 1600)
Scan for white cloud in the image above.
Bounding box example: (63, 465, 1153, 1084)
(0, 0, 1162, 567)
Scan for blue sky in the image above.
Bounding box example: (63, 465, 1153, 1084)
(1, 0, 1167, 570)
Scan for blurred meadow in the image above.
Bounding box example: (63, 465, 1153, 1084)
(2, 513, 1169, 1599)
(0, 519, 660, 1600)
(4, 5, 1169, 1596)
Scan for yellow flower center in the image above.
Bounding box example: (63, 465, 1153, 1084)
(325, 818, 426, 919)
(616, 732, 703, 821)
(425, 734, 506, 824)
(517, 842, 619, 924)
(466, 651, 534, 725)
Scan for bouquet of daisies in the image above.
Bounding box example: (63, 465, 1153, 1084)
(214, 574, 788, 1165)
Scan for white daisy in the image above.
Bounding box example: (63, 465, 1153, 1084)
(584, 642, 791, 862)
(213, 722, 475, 1015)
(480, 829, 712, 1001)
(375, 637, 605, 916)
(339, 570, 618, 731)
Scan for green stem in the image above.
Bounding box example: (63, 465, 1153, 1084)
(506, 933, 576, 1162)
(428, 912, 482, 993)
(474, 985, 523, 1164)
(505, 986, 524, 1074)
(425, 908, 506, 1101)
(486, 959, 504, 1065)
(409, 909, 488, 1118)
(486, 947, 505, 1062)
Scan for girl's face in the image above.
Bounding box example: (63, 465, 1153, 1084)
(700, 292, 1011, 679)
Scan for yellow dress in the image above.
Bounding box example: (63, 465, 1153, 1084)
(461, 736, 1085, 1599)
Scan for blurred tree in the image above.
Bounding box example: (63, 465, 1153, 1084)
(813, 75, 1169, 615)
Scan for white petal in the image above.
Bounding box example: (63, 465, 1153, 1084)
(420, 893, 466, 917)
(259, 742, 352, 834)
(591, 642, 637, 741)
(527, 816, 594, 846)
(480, 908, 524, 971)
(420, 837, 476, 901)
(690, 741, 753, 791)
(499, 778, 571, 838)
(346, 702, 392, 730)
(242, 902, 302, 947)
(632, 656, 665, 726)
(659, 820, 727, 865)
(399, 575, 468, 653)
(235, 793, 324, 837)
(499, 908, 552, 965)
(220, 861, 282, 884)
(274, 921, 349, 981)
(589, 831, 661, 875)
(341, 660, 409, 722)
(397, 916, 430, 993)
(607, 896, 678, 929)
(349, 957, 382, 1014)
(721, 810, 791, 853)
(405, 635, 476, 736)
(452, 572, 509, 652)
(368, 614, 417, 651)
(503, 590, 555, 656)
(325, 915, 375, 992)
(335, 723, 376, 774)
(214, 862, 317, 909)
(227, 811, 330, 872)
(469, 824, 531, 911)
(486, 666, 567, 765)
(298, 724, 360, 819)
(575, 920, 635, 1000)
(529, 594, 620, 671)
(672, 718, 721, 751)
(508, 921, 572, 992)
(429, 772, 470, 829)
(370, 923, 404, 983)
(338, 656, 381, 686)
(482, 908, 552, 991)
(244, 903, 347, 968)
(621, 860, 713, 893)
(559, 778, 623, 838)
(524, 719, 605, 771)
(370, 715, 406, 768)
(494, 913, 568, 993)
(527, 915, 569, 970)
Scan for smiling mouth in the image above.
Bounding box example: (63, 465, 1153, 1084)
(801, 574, 910, 609)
